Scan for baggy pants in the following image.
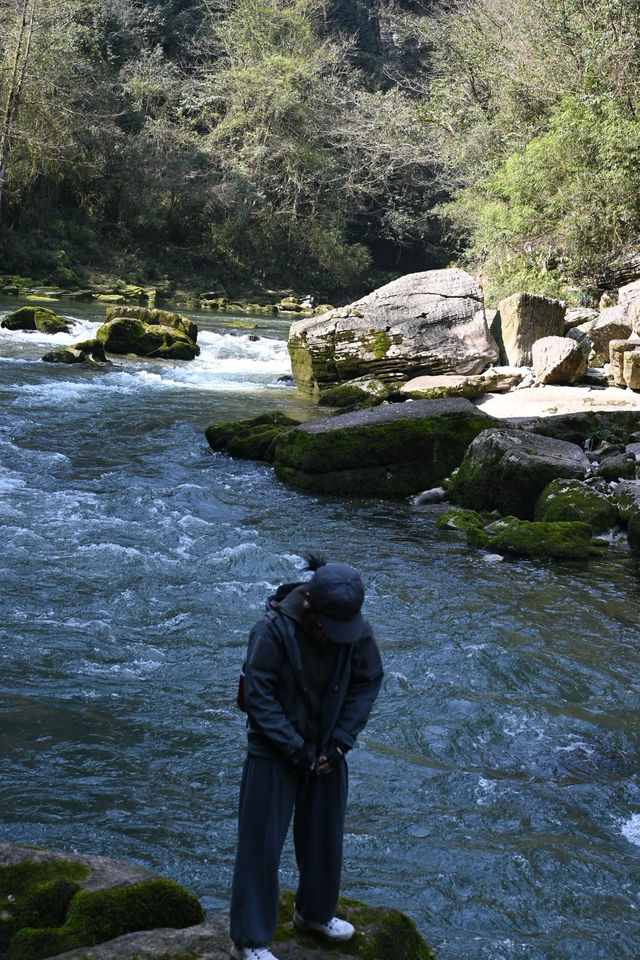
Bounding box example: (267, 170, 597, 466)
(229, 751, 348, 948)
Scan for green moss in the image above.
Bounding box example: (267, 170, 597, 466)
(467, 517, 593, 560)
(435, 508, 487, 531)
(96, 318, 199, 360)
(534, 479, 616, 532)
(274, 891, 436, 960)
(205, 412, 300, 463)
(318, 382, 387, 410)
(0, 306, 69, 334)
(104, 306, 197, 344)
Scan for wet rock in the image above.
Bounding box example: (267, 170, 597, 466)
(205, 411, 301, 463)
(446, 428, 590, 519)
(273, 398, 495, 498)
(494, 292, 565, 366)
(288, 268, 498, 396)
(96, 316, 199, 361)
(1, 305, 71, 334)
(413, 486, 447, 505)
(104, 305, 198, 344)
(534, 478, 617, 532)
(613, 479, 640, 553)
(42, 339, 111, 365)
(466, 516, 593, 560)
(0, 841, 204, 960)
(531, 336, 587, 385)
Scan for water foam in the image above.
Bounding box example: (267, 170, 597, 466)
(621, 813, 640, 846)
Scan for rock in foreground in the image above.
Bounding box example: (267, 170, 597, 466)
(273, 398, 494, 497)
(288, 268, 498, 395)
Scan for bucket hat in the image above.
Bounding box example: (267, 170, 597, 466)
(308, 561, 365, 644)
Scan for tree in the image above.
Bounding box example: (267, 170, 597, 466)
(0, 0, 36, 221)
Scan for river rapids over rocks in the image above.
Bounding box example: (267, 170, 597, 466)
(1, 298, 639, 960)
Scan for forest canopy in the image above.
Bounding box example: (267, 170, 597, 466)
(1, 0, 639, 301)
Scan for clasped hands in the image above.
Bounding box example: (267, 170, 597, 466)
(291, 741, 345, 775)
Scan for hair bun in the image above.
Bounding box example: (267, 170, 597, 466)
(299, 550, 327, 572)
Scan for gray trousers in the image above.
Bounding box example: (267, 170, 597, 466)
(229, 752, 348, 948)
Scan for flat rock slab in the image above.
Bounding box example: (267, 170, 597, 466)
(274, 398, 495, 498)
(0, 842, 158, 892)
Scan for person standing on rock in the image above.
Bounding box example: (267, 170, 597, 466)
(229, 553, 383, 960)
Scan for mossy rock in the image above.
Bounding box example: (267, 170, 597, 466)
(466, 517, 593, 560)
(42, 340, 110, 366)
(96, 318, 199, 361)
(274, 891, 436, 960)
(1, 306, 70, 335)
(0, 858, 203, 960)
(435, 508, 488, 532)
(205, 411, 301, 463)
(318, 379, 389, 411)
(534, 479, 617, 532)
(274, 399, 494, 498)
(104, 306, 197, 344)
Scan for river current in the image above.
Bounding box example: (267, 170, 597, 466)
(1, 296, 639, 960)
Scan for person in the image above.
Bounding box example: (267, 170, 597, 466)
(229, 553, 383, 960)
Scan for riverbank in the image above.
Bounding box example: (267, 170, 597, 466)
(473, 382, 640, 418)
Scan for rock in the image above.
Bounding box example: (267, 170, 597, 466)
(618, 278, 640, 304)
(104, 305, 198, 344)
(273, 398, 495, 498)
(565, 323, 594, 363)
(623, 348, 640, 390)
(0, 841, 204, 960)
(608, 338, 640, 386)
(593, 445, 637, 481)
(446, 428, 590, 519)
(318, 378, 391, 409)
(590, 304, 632, 364)
(96, 317, 199, 361)
(205, 411, 301, 462)
(287, 268, 498, 395)
(466, 516, 593, 560)
(435, 507, 486, 530)
(494, 292, 565, 366)
(534, 478, 617, 532)
(581, 366, 609, 387)
(613, 479, 640, 553)
(502, 409, 640, 446)
(399, 367, 524, 400)
(0, 305, 71, 334)
(564, 307, 598, 331)
(48, 891, 435, 960)
(531, 336, 587, 385)
(413, 486, 447, 505)
(42, 339, 111, 366)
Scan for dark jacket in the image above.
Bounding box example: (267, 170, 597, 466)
(243, 588, 383, 759)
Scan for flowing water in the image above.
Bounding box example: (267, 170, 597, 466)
(1, 296, 639, 960)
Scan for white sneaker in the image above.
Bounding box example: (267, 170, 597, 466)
(293, 909, 355, 941)
(230, 945, 278, 960)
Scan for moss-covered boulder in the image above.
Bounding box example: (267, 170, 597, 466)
(435, 508, 488, 532)
(318, 378, 392, 410)
(534, 479, 617, 532)
(42, 340, 110, 366)
(205, 411, 301, 463)
(0, 843, 203, 960)
(466, 517, 593, 560)
(613, 479, 640, 553)
(104, 306, 198, 344)
(1, 306, 71, 335)
(273, 398, 495, 498)
(96, 317, 199, 361)
(446, 428, 590, 519)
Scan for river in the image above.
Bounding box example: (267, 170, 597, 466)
(1, 296, 639, 960)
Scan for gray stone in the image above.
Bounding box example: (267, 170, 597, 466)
(413, 486, 447, 505)
(618, 278, 640, 304)
(446, 427, 590, 519)
(623, 348, 640, 390)
(609, 338, 640, 386)
(565, 324, 594, 362)
(531, 336, 587, 385)
(495, 292, 565, 366)
(590, 304, 632, 364)
(613, 479, 640, 553)
(564, 307, 598, 330)
(534, 478, 617, 532)
(287, 268, 498, 395)
(399, 367, 524, 399)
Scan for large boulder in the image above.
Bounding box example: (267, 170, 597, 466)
(531, 336, 587, 384)
(205, 411, 301, 462)
(590, 304, 632, 364)
(614, 479, 640, 553)
(493, 292, 565, 366)
(623, 348, 640, 390)
(273, 398, 495, 497)
(0, 842, 204, 960)
(1, 305, 71, 334)
(96, 317, 199, 361)
(104, 306, 198, 344)
(447, 428, 591, 519)
(287, 268, 498, 395)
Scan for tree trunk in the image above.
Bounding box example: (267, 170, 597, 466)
(0, 0, 36, 223)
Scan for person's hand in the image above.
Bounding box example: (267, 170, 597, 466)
(290, 743, 316, 773)
(316, 742, 345, 775)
